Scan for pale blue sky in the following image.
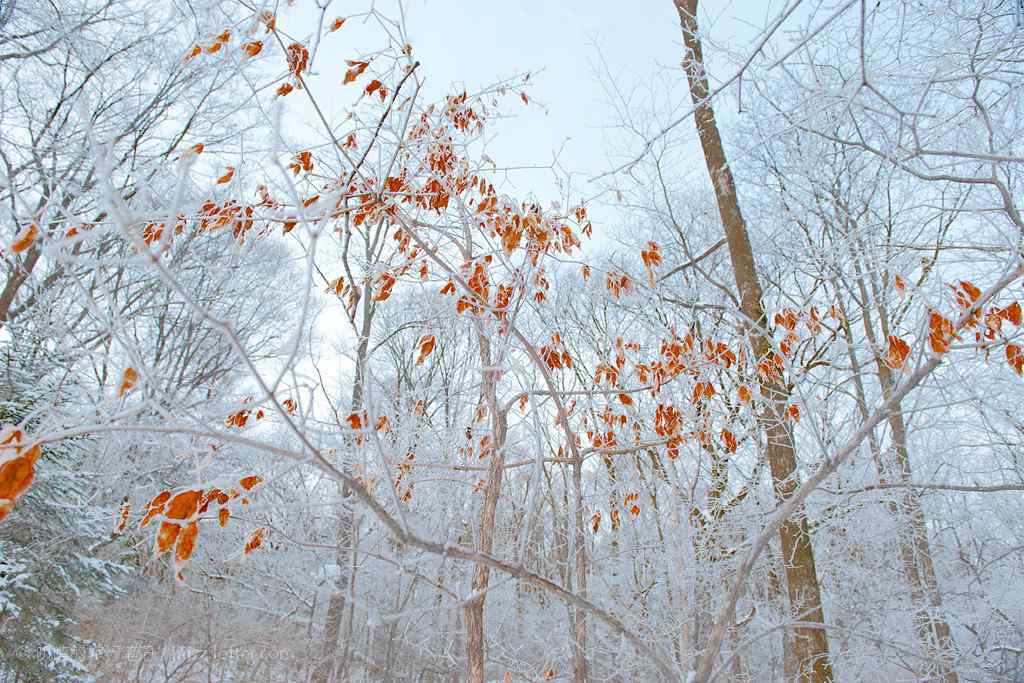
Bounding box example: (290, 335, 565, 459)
(283, 0, 785, 229)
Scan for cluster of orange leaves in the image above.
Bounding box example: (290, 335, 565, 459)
(590, 492, 642, 534)
(640, 241, 661, 284)
(181, 11, 354, 98)
(883, 280, 1023, 375)
(539, 333, 573, 370)
(288, 151, 314, 176)
(141, 475, 264, 576)
(225, 396, 298, 428)
(394, 450, 416, 503)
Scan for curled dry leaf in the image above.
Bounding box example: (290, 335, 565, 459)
(1007, 344, 1023, 376)
(886, 335, 911, 369)
(343, 59, 370, 84)
(117, 367, 139, 397)
(415, 335, 436, 365)
(175, 522, 198, 564)
(239, 475, 262, 491)
(244, 527, 266, 554)
(156, 521, 180, 554)
(10, 224, 39, 253)
(0, 437, 41, 523)
(115, 499, 130, 534)
(242, 41, 263, 58)
(166, 490, 202, 520)
(260, 11, 275, 33)
(141, 490, 171, 526)
(286, 43, 309, 79)
(722, 429, 738, 453)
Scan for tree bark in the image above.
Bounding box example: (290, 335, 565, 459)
(847, 263, 959, 683)
(465, 332, 508, 683)
(0, 243, 42, 327)
(673, 1, 833, 679)
(570, 457, 589, 683)
(312, 289, 373, 683)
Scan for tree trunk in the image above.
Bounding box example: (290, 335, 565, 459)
(847, 264, 959, 683)
(464, 332, 508, 683)
(673, 1, 833, 679)
(570, 457, 589, 683)
(313, 294, 373, 683)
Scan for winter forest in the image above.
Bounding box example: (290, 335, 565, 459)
(2, 0, 1024, 681)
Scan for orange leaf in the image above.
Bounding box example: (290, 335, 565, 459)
(328, 17, 346, 32)
(10, 224, 38, 253)
(218, 508, 230, 527)
(894, 275, 906, 294)
(242, 41, 263, 58)
(373, 272, 396, 301)
(190, 143, 205, 155)
(115, 500, 130, 533)
(175, 522, 199, 564)
(260, 11, 276, 33)
(141, 491, 170, 527)
(885, 335, 911, 369)
(286, 43, 309, 79)
(787, 404, 801, 422)
(721, 429, 737, 453)
(117, 367, 139, 397)
(416, 335, 436, 365)
(239, 475, 262, 491)
(0, 443, 40, 522)
(1004, 302, 1022, 327)
(691, 381, 714, 404)
(216, 166, 235, 184)
(244, 527, 266, 554)
(617, 393, 634, 406)
(928, 311, 955, 353)
(166, 490, 202, 521)
(737, 385, 752, 403)
(343, 60, 370, 84)
(155, 521, 180, 554)
(957, 280, 981, 306)
(275, 82, 294, 97)
(1007, 344, 1024, 376)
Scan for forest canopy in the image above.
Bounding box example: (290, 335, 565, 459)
(1, 1, 1024, 681)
